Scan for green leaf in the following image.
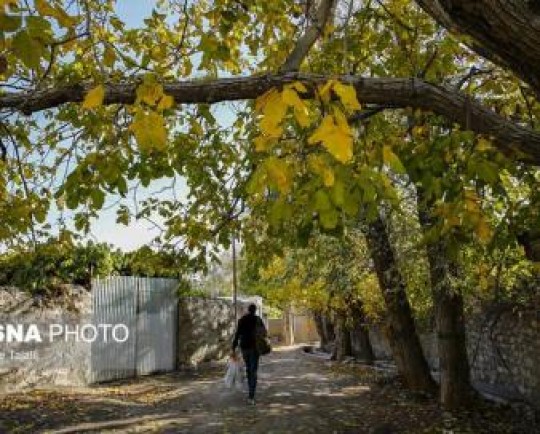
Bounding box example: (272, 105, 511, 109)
(382, 146, 406, 174)
(330, 180, 345, 206)
(12, 30, 45, 69)
(319, 209, 339, 229)
(0, 14, 21, 32)
(475, 160, 500, 184)
(26, 16, 53, 41)
(90, 189, 105, 209)
(314, 190, 331, 212)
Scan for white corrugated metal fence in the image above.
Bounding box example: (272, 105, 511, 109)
(90, 276, 178, 383)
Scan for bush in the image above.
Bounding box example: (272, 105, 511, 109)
(0, 240, 186, 294)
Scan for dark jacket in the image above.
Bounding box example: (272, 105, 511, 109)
(232, 313, 267, 351)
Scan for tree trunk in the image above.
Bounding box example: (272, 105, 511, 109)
(415, 0, 540, 99)
(417, 191, 474, 409)
(283, 306, 295, 346)
(363, 212, 436, 392)
(331, 311, 352, 361)
(323, 313, 335, 343)
(436, 289, 472, 409)
(313, 310, 334, 352)
(350, 301, 375, 364)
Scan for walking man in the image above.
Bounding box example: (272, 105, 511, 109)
(232, 303, 267, 405)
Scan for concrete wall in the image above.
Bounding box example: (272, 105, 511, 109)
(267, 314, 319, 344)
(176, 297, 252, 367)
(268, 318, 283, 342)
(293, 314, 319, 343)
(0, 286, 92, 392)
(1, 288, 269, 389)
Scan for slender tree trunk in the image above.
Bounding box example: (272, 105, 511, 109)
(350, 301, 374, 364)
(417, 191, 474, 409)
(363, 212, 436, 392)
(283, 306, 295, 346)
(313, 310, 334, 352)
(323, 312, 335, 343)
(331, 311, 352, 361)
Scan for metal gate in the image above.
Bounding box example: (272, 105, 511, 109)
(90, 276, 178, 383)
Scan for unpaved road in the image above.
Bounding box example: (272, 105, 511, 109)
(0, 346, 529, 433)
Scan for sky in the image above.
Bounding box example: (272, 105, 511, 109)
(81, 0, 163, 250)
(65, 0, 235, 251)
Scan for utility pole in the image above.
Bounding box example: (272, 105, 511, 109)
(232, 231, 238, 324)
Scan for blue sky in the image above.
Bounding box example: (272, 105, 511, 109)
(84, 0, 162, 250)
(71, 0, 235, 251)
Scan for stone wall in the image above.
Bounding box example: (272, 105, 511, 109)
(176, 297, 253, 367)
(0, 286, 92, 392)
(367, 305, 540, 407)
(466, 305, 539, 405)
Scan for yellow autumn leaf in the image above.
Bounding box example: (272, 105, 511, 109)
(157, 94, 174, 111)
(82, 85, 105, 109)
(189, 118, 203, 135)
(318, 79, 336, 104)
(463, 190, 480, 214)
(265, 157, 291, 194)
(308, 115, 334, 145)
(136, 81, 164, 106)
(259, 117, 284, 138)
(475, 218, 493, 244)
(308, 114, 353, 163)
(130, 110, 168, 152)
(103, 45, 116, 67)
(255, 88, 279, 112)
(35, 0, 58, 16)
(332, 106, 351, 133)
(257, 88, 288, 138)
(323, 129, 353, 164)
(254, 135, 276, 152)
(382, 146, 406, 174)
(322, 167, 335, 186)
(282, 86, 310, 127)
(307, 154, 335, 186)
(333, 81, 361, 112)
(476, 137, 492, 152)
(412, 125, 426, 137)
(290, 81, 307, 93)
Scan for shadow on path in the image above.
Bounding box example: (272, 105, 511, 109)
(0, 346, 528, 433)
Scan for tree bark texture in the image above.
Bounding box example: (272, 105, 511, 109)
(417, 187, 474, 409)
(331, 311, 352, 361)
(416, 0, 540, 98)
(363, 212, 436, 392)
(283, 306, 295, 346)
(313, 310, 335, 352)
(350, 301, 375, 364)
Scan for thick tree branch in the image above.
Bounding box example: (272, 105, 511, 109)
(280, 0, 335, 72)
(415, 0, 540, 98)
(2, 72, 540, 164)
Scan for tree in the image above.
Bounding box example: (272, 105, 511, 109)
(416, 1, 540, 98)
(242, 229, 378, 361)
(2, 0, 540, 409)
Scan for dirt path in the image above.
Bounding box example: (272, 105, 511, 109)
(0, 346, 529, 433)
